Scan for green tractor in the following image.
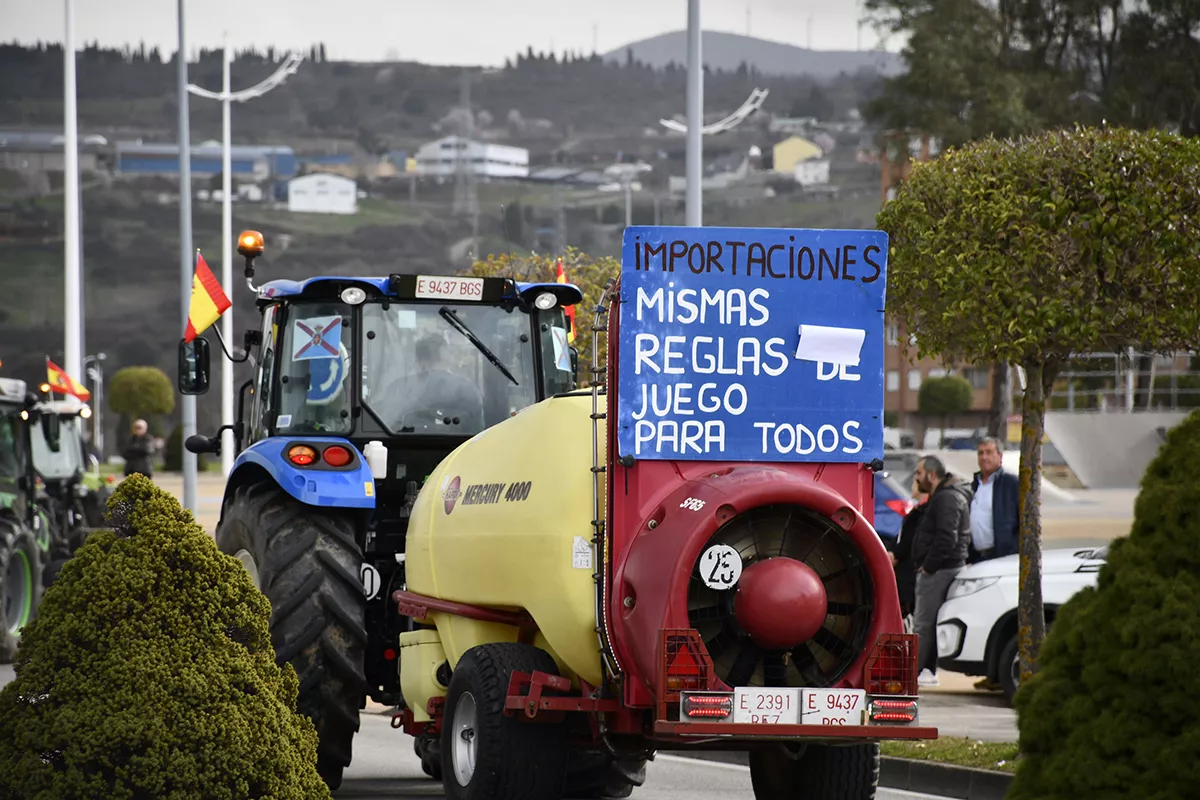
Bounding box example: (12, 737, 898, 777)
(0, 377, 50, 663)
(29, 398, 113, 582)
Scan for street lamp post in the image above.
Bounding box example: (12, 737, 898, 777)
(686, 0, 703, 226)
(83, 352, 106, 457)
(188, 40, 302, 478)
(63, 0, 83, 382)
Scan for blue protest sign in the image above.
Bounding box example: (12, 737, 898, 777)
(617, 225, 887, 464)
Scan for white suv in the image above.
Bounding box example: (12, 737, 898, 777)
(935, 546, 1108, 703)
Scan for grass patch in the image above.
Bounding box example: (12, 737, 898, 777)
(881, 738, 1019, 773)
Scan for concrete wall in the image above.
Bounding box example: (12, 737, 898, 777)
(1044, 411, 1189, 489)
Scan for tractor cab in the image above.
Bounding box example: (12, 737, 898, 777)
(28, 398, 107, 551)
(0, 379, 44, 529)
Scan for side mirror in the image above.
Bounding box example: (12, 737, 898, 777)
(184, 434, 221, 455)
(41, 413, 62, 452)
(178, 337, 211, 395)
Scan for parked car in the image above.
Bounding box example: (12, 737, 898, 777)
(935, 546, 1108, 703)
(873, 471, 915, 541)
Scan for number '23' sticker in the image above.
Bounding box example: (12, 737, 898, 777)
(698, 543, 742, 590)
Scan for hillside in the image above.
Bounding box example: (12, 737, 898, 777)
(603, 31, 902, 79)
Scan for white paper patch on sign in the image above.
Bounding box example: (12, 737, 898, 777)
(415, 275, 485, 301)
(794, 323, 866, 367)
(572, 536, 593, 570)
(698, 544, 742, 590)
(551, 326, 572, 372)
(276, 414, 293, 429)
(292, 315, 343, 361)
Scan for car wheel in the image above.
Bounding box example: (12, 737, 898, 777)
(998, 635, 1020, 703)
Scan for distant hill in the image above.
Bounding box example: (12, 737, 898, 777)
(604, 30, 902, 80)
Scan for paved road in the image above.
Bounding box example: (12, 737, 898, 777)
(338, 713, 951, 800)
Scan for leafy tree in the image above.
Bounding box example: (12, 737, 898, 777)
(877, 126, 1200, 682)
(466, 248, 619, 384)
(918, 374, 973, 445)
(1009, 409, 1200, 798)
(108, 366, 174, 428)
(0, 475, 330, 799)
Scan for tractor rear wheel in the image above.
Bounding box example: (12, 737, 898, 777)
(749, 742, 880, 800)
(216, 482, 366, 790)
(441, 642, 569, 800)
(565, 750, 648, 798)
(0, 520, 43, 664)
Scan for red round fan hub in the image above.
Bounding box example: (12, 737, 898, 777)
(733, 558, 828, 651)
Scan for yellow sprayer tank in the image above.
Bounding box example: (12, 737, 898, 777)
(405, 394, 604, 688)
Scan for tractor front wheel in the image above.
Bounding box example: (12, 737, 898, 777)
(0, 520, 43, 664)
(441, 642, 569, 800)
(749, 742, 880, 800)
(216, 483, 367, 791)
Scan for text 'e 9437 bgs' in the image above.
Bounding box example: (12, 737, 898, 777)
(616, 225, 888, 464)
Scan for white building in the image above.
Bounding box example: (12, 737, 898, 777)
(414, 136, 529, 179)
(288, 173, 357, 215)
(794, 159, 831, 187)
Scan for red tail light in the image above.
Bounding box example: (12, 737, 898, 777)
(658, 629, 716, 720)
(322, 445, 352, 467)
(681, 693, 734, 721)
(885, 499, 914, 517)
(287, 445, 317, 466)
(864, 633, 918, 696)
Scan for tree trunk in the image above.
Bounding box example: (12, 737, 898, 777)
(1016, 359, 1057, 684)
(988, 361, 1012, 439)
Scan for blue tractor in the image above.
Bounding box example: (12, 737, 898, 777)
(178, 231, 583, 789)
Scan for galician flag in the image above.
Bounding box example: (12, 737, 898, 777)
(555, 258, 576, 344)
(184, 251, 232, 343)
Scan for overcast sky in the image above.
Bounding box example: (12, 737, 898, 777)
(2, 0, 889, 66)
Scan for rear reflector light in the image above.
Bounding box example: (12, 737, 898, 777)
(864, 633, 919, 697)
(869, 698, 918, 724)
(680, 692, 734, 722)
(322, 445, 352, 467)
(287, 445, 317, 466)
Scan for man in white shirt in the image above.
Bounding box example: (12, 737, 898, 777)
(969, 436, 1019, 563)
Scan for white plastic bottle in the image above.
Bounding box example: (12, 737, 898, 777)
(363, 440, 388, 479)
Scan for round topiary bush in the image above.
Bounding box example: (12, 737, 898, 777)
(1008, 408, 1200, 799)
(0, 474, 331, 800)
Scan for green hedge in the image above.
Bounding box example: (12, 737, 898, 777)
(0, 475, 330, 799)
(1009, 409, 1200, 799)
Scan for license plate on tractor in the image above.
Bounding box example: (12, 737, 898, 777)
(730, 688, 866, 726)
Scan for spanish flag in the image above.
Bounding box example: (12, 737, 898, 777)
(46, 359, 91, 402)
(555, 258, 576, 344)
(184, 251, 232, 343)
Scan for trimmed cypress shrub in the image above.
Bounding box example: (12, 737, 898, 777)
(1008, 409, 1200, 799)
(0, 474, 331, 799)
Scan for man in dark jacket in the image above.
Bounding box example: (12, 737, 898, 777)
(121, 419, 155, 478)
(969, 436, 1020, 562)
(910, 455, 973, 687)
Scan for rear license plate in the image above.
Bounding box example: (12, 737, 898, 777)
(732, 688, 801, 724)
(801, 689, 866, 726)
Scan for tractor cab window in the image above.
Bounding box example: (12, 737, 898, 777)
(0, 408, 23, 481)
(361, 302, 537, 435)
(536, 307, 576, 396)
(31, 416, 85, 481)
(275, 302, 354, 436)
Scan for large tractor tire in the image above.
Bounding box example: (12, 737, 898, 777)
(216, 482, 366, 790)
(565, 750, 648, 798)
(0, 520, 43, 664)
(749, 742, 880, 800)
(441, 642, 569, 800)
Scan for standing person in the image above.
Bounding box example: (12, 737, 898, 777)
(886, 474, 929, 629)
(121, 419, 156, 479)
(969, 436, 1020, 563)
(910, 455, 973, 688)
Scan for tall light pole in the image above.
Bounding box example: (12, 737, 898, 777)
(686, 0, 704, 226)
(63, 0, 83, 382)
(177, 0, 197, 513)
(188, 41, 302, 478)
